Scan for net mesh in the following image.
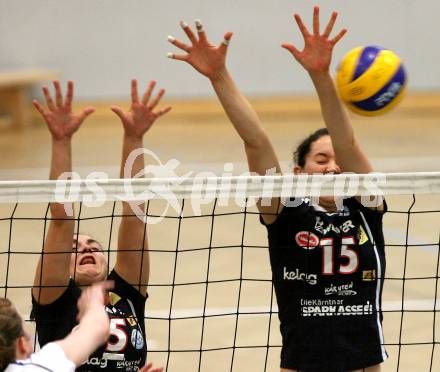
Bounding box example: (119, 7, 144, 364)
(1, 172, 439, 371)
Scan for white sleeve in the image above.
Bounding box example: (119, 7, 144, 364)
(5, 342, 76, 372)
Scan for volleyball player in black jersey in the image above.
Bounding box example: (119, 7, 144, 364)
(168, 7, 387, 372)
(31, 80, 170, 372)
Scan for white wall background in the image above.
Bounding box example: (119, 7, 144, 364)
(0, 0, 439, 99)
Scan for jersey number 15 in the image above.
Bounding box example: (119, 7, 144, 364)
(320, 236, 358, 275)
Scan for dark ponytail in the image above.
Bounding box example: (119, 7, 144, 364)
(293, 128, 329, 167)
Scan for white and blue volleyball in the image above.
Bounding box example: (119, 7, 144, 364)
(336, 46, 407, 116)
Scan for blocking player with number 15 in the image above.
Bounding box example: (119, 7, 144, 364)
(167, 7, 387, 372)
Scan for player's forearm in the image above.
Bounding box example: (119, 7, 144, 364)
(34, 137, 74, 294)
(117, 134, 149, 286)
(33, 217, 74, 297)
(118, 134, 148, 254)
(120, 134, 145, 215)
(309, 71, 355, 146)
(50, 139, 74, 218)
(58, 309, 109, 366)
(310, 71, 373, 173)
(50, 138, 72, 178)
(210, 69, 269, 149)
(34, 138, 74, 299)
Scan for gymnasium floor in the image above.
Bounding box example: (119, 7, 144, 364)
(0, 97, 439, 371)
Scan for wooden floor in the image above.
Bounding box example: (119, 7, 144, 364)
(0, 97, 439, 371)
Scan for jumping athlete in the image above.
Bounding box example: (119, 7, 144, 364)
(31, 80, 171, 371)
(168, 7, 387, 372)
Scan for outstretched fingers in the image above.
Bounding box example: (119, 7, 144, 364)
(41, 80, 74, 112)
(294, 13, 310, 38)
(281, 43, 301, 60)
(331, 28, 347, 45)
(167, 52, 188, 61)
(110, 105, 125, 121)
(155, 105, 172, 119)
(168, 35, 190, 53)
(141, 80, 157, 106)
(180, 20, 197, 44)
(131, 79, 140, 104)
(218, 32, 233, 54)
(77, 106, 95, 124)
(322, 11, 338, 38)
(147, 88, 165, 111)
(313, 6, 320, 35)
(42, 85, 55, 111)
(145, 86, 172, 118)
(64, 80, 74, 111)
(32, 100, 48, 120)
(53, 80, 63, 108)
(195, 19, 208, 43)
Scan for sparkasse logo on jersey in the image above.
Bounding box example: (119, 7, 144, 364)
(295, 231, 319, 250)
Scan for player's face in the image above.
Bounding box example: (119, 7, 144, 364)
(294, 135, 341, 207)
(69, 234, 108, 285)
(299, 135, 341, 175)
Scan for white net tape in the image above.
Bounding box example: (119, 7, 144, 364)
(0, 172, 439, 203)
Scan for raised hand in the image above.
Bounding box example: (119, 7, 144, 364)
(139, 363, 164, 372)
(167, 19, 233, 80)
(76, 280, 113, 322)
(33, 81, 95, 141)
(111, 79, 171, 139)
(282, 6, 347, 74)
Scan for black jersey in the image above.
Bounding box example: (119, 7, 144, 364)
(263, 198, 388, 372)
(31, 270, 147, 372)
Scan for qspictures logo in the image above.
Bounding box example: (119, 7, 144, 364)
(54, 148, 387, 224)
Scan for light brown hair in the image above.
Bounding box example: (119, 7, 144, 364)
(0, 298, 23, 370)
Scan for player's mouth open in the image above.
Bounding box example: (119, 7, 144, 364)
(79, 256, 96, 265)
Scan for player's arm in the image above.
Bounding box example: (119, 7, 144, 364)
(283, 7, 373, 175)
(32, 81, 95, 304)
(112, 79, 171, 294)
(56, 281, 112, 366)
(168, 20, 282, 224)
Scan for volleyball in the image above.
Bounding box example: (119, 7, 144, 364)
(336, 45, 407, 116)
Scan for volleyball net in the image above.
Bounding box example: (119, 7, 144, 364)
(1, 172, 439, 371)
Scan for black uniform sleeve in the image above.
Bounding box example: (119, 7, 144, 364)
(109, 269, 147, 327)
(345, 197, 387, 228)
(345, 197, 387, 254)
(31, 279, 80, 346)
(346, 197, 387, 215)
(259, 198, 310, 227)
